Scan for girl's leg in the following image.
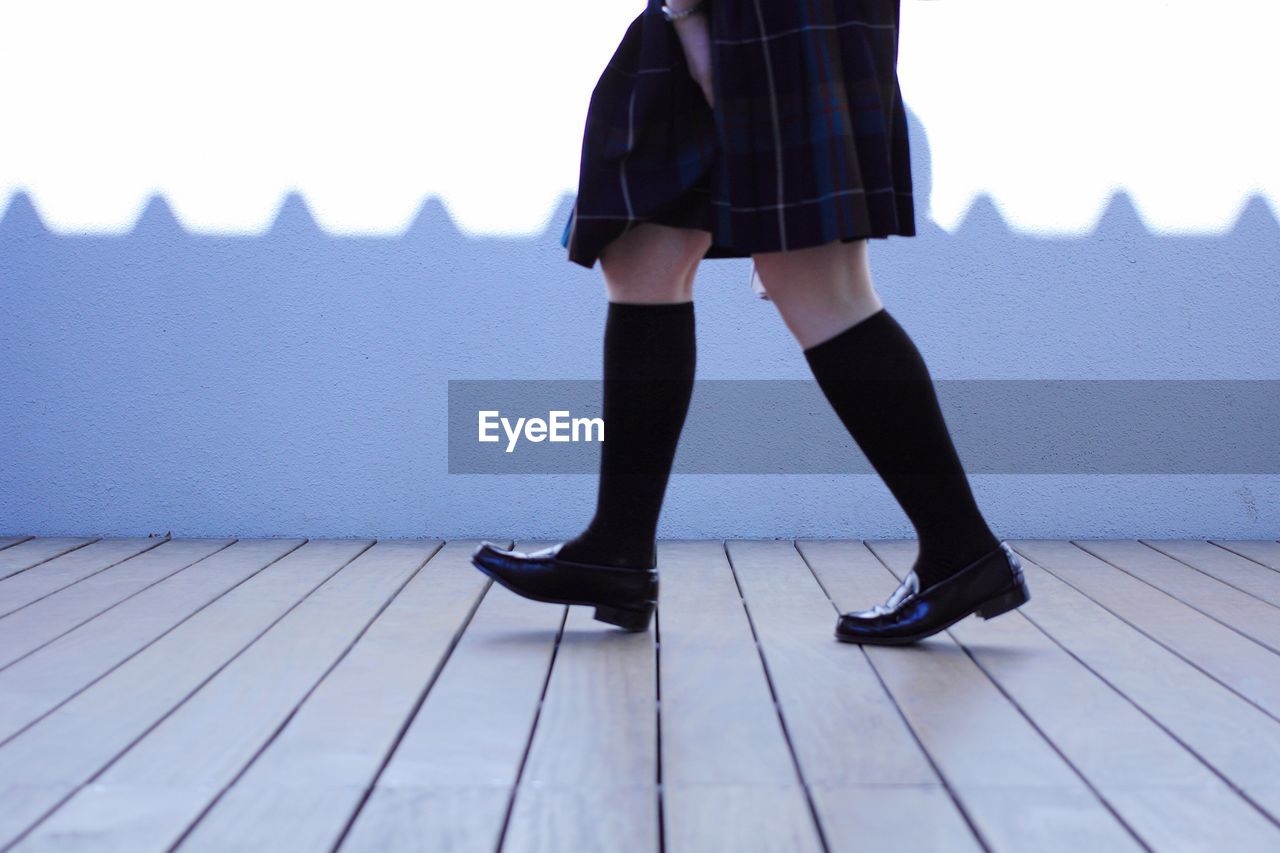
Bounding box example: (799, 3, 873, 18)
(750, 238, 1000, 589)
(555, 222, 711, 569)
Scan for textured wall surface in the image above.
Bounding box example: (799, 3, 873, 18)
(2, 110, 1278, 539)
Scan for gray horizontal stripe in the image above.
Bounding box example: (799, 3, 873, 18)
(449, 380, 1280, 475)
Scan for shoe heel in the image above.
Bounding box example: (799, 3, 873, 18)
(593, 603, 655, 632)
(975, 580, 1030, 620)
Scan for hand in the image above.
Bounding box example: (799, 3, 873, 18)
(672, 12, 714, 109)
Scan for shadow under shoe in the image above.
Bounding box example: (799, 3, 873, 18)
(835, 541, 1030, 646)
(470, 541, 658, 632)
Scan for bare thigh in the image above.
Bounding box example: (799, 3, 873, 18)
(751, 238, 884, 349)
(599, 222, 713, 303)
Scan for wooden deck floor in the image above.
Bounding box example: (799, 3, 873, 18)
(1, 535, 1279, 852)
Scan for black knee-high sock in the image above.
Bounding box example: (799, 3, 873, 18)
(803, 307, 1000, 588)
(557, 301, 696, 569)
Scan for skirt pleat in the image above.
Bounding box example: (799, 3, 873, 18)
(561, 0, 915, 269)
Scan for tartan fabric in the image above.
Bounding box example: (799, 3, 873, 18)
(561, 0, 916, 270)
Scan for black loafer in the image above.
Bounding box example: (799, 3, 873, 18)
(835, 541, 1030, 645)
(470, 541, 658, 632)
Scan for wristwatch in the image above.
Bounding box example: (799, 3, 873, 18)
(660, 0, 706, 23)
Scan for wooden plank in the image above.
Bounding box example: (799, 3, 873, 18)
(871, 539, 1280, 851)
(1073, 540, 1280, 654)
(344, 786, 512, 853)
(0, 538, 166, 616)
(1141, 539, 1280, 608)
(0, 539, 233, 669)
(658, 540, 823, 853)
(340, 541, 564, 853)
(0, 537, 97, 583)
(0, 537, 357, 847)
(500, 543, 660, 853)
(175, 540, 501, 853)
(727, 540, 979, 852)
(798, 539, 1142, 852)
(0, 537, 32, 551)
(0, 539, 299, 743)
(1013, 540, 1280, 719)
(1256, 789, 1280, 827)
(16, 539, 441, 851)
(1212, 540, 1280, 571)
(1005, 545, 1280, 824)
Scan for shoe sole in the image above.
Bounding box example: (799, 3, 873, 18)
(469, 555, 657, 633)
(833, 578, 1031, 646)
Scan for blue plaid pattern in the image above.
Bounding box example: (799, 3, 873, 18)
(561, 0, 915, 269)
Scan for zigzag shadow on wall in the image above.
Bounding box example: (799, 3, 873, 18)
(1, 104, 1277, 384)
(3, 99, 1278, 250)
(2, 106, 1279, 544)
(3, 190, 1276, 375)
(3, 183, 1278, 244)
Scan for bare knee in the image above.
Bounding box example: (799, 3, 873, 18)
(751, 238, 884, 348)
(599, 223, 711, 303)
(753, 238, 876, 302)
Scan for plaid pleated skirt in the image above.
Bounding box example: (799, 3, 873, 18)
(560, 0, 916, 269)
